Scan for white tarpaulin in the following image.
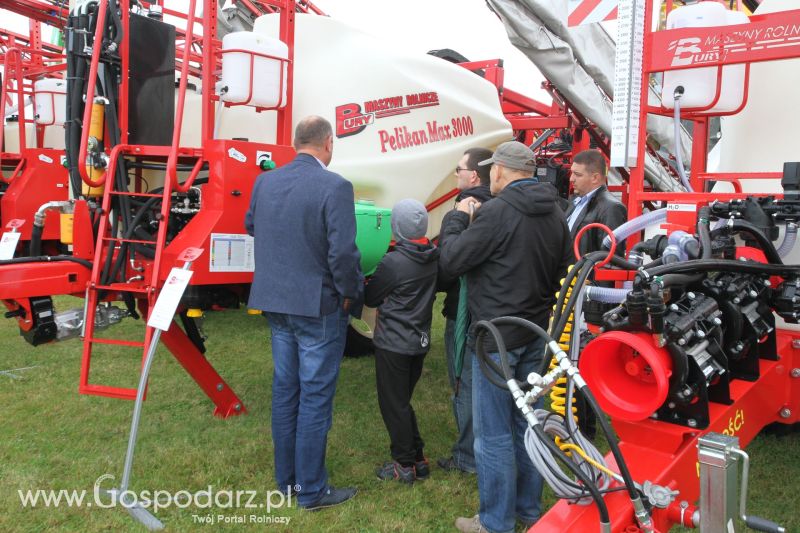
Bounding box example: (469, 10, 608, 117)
(487, 0, 690, 192)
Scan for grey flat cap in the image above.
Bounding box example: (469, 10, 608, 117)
(478, 141, 536, 172)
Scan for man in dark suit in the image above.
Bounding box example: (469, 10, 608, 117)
(245, 115, 363, 510)
(566, 149, 628, 256)
(566, 149, 627, 438)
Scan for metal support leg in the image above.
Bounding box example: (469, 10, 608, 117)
(698, 433, 740, 533)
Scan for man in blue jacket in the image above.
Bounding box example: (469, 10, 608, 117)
(245, 115, 363, 510)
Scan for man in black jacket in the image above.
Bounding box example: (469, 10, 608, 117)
(566, 149, 628, 256)
(365, 199, 439, 484)
(442, 141, 572, 533)
(437, 147, 493, 475)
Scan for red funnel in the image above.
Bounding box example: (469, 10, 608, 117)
(579, 331, 673, 421)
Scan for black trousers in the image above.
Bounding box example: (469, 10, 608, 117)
(374, 347, 426, 466)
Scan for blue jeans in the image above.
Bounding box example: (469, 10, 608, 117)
(444, 318, 475, 472)
(266, 308, 349, 507)
(472, 337, 545, 533)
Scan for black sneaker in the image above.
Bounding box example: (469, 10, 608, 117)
(437, 456, 476, 474)
(376, 461, 415, 484)
(415, 458, 430, 480)
(301, 486, 357, 511)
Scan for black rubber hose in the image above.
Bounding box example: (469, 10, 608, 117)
(0, 255, 92, 269)
(29, 224, 44, 257)
(550, 252, 603, 336)
(580, 387, 641, 503)
(532, 424, 611, 525)
(640, 259, 800, 282)
(711, 219, 782, 264)
(474, 320, 513, 390)
(698, 206, 712, 260)
(473, 316, 611, 524)
(105, 0, 123, 50)
(660, 273, 704, 289)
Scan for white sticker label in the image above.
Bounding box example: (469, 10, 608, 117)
(147, 268, 194, 331)
(0, 232, 21, 260)
(668, 203, 696, 212)
(227, 147, 247, 163)
(209, 233, 255, 272)
(38, 154, 54, 164)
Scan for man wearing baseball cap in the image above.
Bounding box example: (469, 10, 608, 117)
(439, 141, 572, 533)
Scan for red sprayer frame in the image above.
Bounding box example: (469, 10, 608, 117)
(533, 5, 800, 532)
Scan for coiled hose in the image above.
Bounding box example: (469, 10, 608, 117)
(549, 266, 578, 420)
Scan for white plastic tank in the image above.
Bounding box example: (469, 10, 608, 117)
(249, 13, 512, 233)
(220, 31, 288, 108)
(714, 0, 800, 182)
(661, 2, 748, 113)
(2, 121, 35, 152)
(33, 78, 67, 125)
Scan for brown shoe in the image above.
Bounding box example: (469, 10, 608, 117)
(455, 514, 487, 532)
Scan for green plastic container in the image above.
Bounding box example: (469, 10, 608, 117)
(354, 200, 392, 276)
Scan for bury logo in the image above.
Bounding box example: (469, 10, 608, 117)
(335, 91, 440, 139)
(668, 37, 703, 67)
(335, 103, 375, 138)
(668, 37, 724, 67)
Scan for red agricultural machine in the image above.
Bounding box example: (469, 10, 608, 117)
(1, 0, 797, 530)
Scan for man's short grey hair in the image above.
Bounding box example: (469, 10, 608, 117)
(294, 116, 333, 149)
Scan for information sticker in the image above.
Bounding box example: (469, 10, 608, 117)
(0, 232, 22, 260)
(147, 268, 194, 331)
(209, 233, 255, 272)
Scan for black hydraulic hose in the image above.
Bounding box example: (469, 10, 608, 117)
(66, 16, 89, 198)
(474, 320, 513, 390)
(127, 161, 210, 172)
(638, 259, 800, 284)
(532, 423, 611, 525)
(476, 315, 612, 525)
(711, 219, 783, 265)
(104, 0, 123, 50)
(550, 253, 598, 335)
(698, 206, 712, 260)
(99, 211, 118, 285)
(580, 387, 641, 503)
(549, 258, 600, 357)
(0, 255, 92, 269)
(660, 272, 704, 289)
(29, 224, 44, 257)
(107, 196, 160, 276)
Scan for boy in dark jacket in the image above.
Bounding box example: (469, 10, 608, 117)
(365, 199, 439, 484)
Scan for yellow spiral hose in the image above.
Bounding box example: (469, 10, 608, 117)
(550, 266, 578, 421)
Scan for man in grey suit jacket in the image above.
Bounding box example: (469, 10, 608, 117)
(245, 115, 363, 510)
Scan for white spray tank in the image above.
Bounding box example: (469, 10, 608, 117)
(219, 31, 288, 108)
(33, 78, 67, 125)
(661, 1, 748, 113)
(211, 13, 511, 233)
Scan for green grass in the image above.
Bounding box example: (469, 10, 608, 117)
(0, 295, 797, 532)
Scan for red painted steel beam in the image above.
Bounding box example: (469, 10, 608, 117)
(508, 116, 572, 130)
